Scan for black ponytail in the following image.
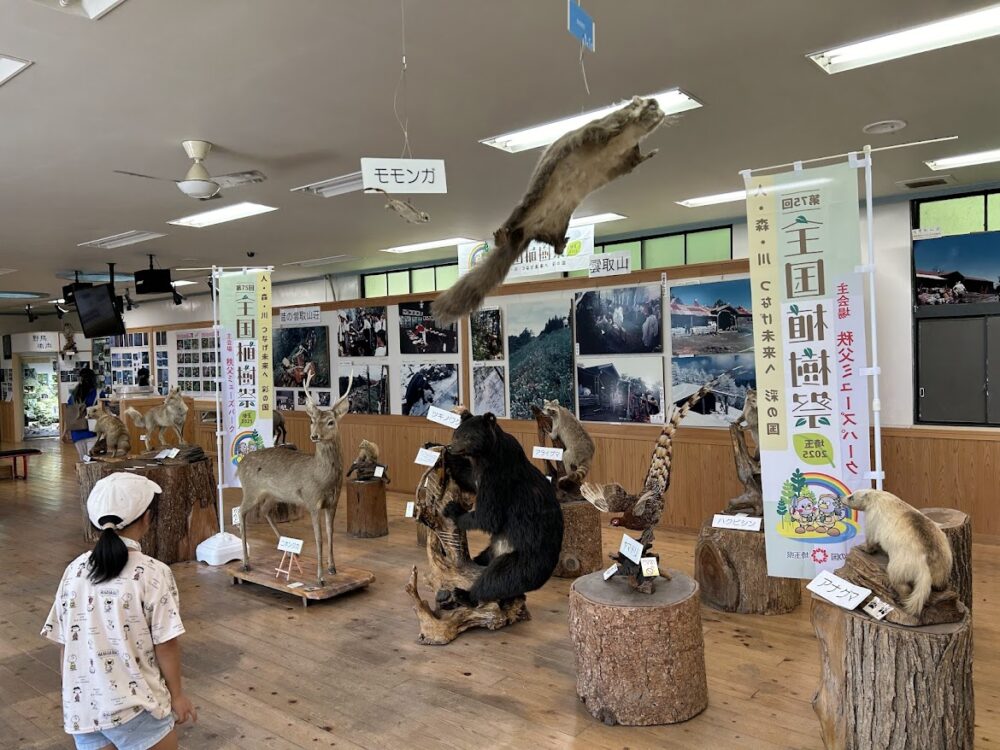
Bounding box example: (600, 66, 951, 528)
(87, 515, 129, 584)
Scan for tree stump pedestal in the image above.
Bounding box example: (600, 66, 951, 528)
(76, 455, 218, 564)
(553, 500, 603, 579)
(346, 479, 389, 538)
(694, 519, 801, 614)
(922, 507, 972, 609)
(569, 570, 708, 726)
(811, 596, 973, 749)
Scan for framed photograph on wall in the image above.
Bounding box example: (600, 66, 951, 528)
(397, 301, 458, 354)
(575, 284, 662, 355)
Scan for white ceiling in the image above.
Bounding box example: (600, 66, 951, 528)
(2, 0, 1000, 309)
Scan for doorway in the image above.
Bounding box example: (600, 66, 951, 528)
(20, 355, 61, 440)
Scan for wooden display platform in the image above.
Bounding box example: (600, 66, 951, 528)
(922, 506, 972, 609)
(569, 569, 708, 726)
(77, 453, 217, 564)
(553, 500, 603, 578)
(228, 549, 374, 608)
(346, 478, 389, 538)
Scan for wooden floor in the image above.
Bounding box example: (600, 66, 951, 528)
(1, 441, 995, 749)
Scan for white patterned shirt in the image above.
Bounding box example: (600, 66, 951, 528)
(41, 538, 185, 734)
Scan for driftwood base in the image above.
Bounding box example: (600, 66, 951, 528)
(694, 520, 800, 615)
(416, 523, 427, 547)
(811, 597, 973, 749)
(553, 500, 603, 579)
(404, 567, 529, 645)
(569, 570, 708, 726)
(77, 457, 218, 564)
(228, 550, 374, 608)
(922, 507, 972, 609)
(835, 547, 963, 627)
(346, 479, 389, 538)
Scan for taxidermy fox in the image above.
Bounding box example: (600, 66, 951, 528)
(124, 387, 188, 451)
(432, 96, 667, 323)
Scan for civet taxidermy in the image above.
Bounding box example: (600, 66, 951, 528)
(236, 372, 353, 585)
(432, 97, 667, 323)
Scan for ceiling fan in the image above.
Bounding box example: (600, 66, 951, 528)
(114, 140, 267, 200)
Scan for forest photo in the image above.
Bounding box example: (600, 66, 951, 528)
(507, 298, 574, 419)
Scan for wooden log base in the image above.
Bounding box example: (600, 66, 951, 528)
(227, 549, 374, 608)
(811, 596, 973, 749)
(694, 520, 801, 615)
(346, 478, 389, 538)
(835, 547, 964, 627)
(569, 570, 708, 726)
(921, 507, 972, 609)
(404, 566, 530, 646)
(553, 500, 603, 578)
(77, 457, 218, 564)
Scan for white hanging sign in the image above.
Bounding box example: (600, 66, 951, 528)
(360, 158, 447, 194)
(279, 306, 322, 327)
(806, 570, 870, 610)
(588, 249, 632, 278)
(458, 224, 595, 280)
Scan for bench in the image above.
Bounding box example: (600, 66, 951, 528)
(0, 448, 42, 479)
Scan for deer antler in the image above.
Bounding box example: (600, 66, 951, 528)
(303, 369, 319, 416)
(333, 369, 354, 413)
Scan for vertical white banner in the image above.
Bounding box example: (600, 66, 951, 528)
(746, 163, 871, 579)
(220, 271, 273, 487)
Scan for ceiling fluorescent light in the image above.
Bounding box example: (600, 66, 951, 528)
(170, 280, 197, 287)
(0, 55, 32, 87)
(481, 88, 702, 153)
(290, 171, 363, 198)
(282, 255, 351, 268)
(78, 230, 165, 249)
(31, 0, 128, 21)
(568, 212, 627, 227)
(677, 178, 833, 208)
(925, 147, 1000, 171)
(381, 237, 476, 254)
(809, 4, 1000, 74)
(48, 298, 67, 304)
(167, 202, 277, 228)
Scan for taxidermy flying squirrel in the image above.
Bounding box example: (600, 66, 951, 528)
(432, 97, 668, 323)
(842, 489, 953, 617)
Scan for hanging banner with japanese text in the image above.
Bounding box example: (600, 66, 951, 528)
(219, 271, 274, 487)
(457, 224, 595, 280)
(745, 163, 871, 579)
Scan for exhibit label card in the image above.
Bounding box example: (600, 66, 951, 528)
(603, 563, 618, 580)
(277, 536, 304, 555)
(404, 501, 416, 518)
(588, 249, 631, 278)
(279, 306, 322, 327)
(361, 157, 447, 194)
(532, 446, 564, 461)
(373, 465, 385, 478)
(712, 514, 763, 532)
(640, 557, 660, 577)
(863, 596, 893, 620)
(426, 405, 462, 429)
(414, 447, 440, 467)
(806, 570, 870, 610)
(231, 507, 241, 526)
(619, 534, 644, 564)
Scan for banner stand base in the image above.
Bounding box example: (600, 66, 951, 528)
(197, 532, 245, 566)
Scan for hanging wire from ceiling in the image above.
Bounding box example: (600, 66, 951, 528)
(577, 0, 590, 96)
(394, 0, 413, 159)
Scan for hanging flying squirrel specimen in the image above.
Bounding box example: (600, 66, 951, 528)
(432, 96, 667, 324)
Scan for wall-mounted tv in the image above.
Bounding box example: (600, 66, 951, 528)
(75, 283, 126, 338)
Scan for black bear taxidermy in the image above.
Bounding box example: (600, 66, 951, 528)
(441, 412, 564, 607)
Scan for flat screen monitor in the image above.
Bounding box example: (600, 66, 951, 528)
(74, 284, 126, 338)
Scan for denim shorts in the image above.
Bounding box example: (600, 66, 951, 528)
(72, 711, 175, 750)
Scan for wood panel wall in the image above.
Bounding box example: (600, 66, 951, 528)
(0, 401, 15, 444)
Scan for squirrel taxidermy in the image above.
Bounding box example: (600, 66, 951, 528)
(432, 96, 667, 323)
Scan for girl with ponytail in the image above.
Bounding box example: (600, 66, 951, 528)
(41, 473, 196, 749)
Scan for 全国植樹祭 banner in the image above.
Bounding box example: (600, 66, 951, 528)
(745, 163, 872, 579)
(219, 271, 274, 487)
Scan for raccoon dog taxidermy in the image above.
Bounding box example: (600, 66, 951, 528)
(432, 97, 667, 323)
(86, 403, 131, 457)
(843, 489, 953, 617)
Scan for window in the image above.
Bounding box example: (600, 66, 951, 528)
(686, 227, 732, 264)
(568, 225, 733, 277)
(643, 234, 685, 268)
(918, 196, 985, 237)
(361, 263, 459, 298)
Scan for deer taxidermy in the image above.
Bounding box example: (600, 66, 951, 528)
(237, 372, 353, 586)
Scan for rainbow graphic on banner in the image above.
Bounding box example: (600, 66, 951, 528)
(775, 470, 860, 542)
(229, 429, 265, 467)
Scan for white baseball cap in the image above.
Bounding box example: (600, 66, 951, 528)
(87, 473, 162, 530)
